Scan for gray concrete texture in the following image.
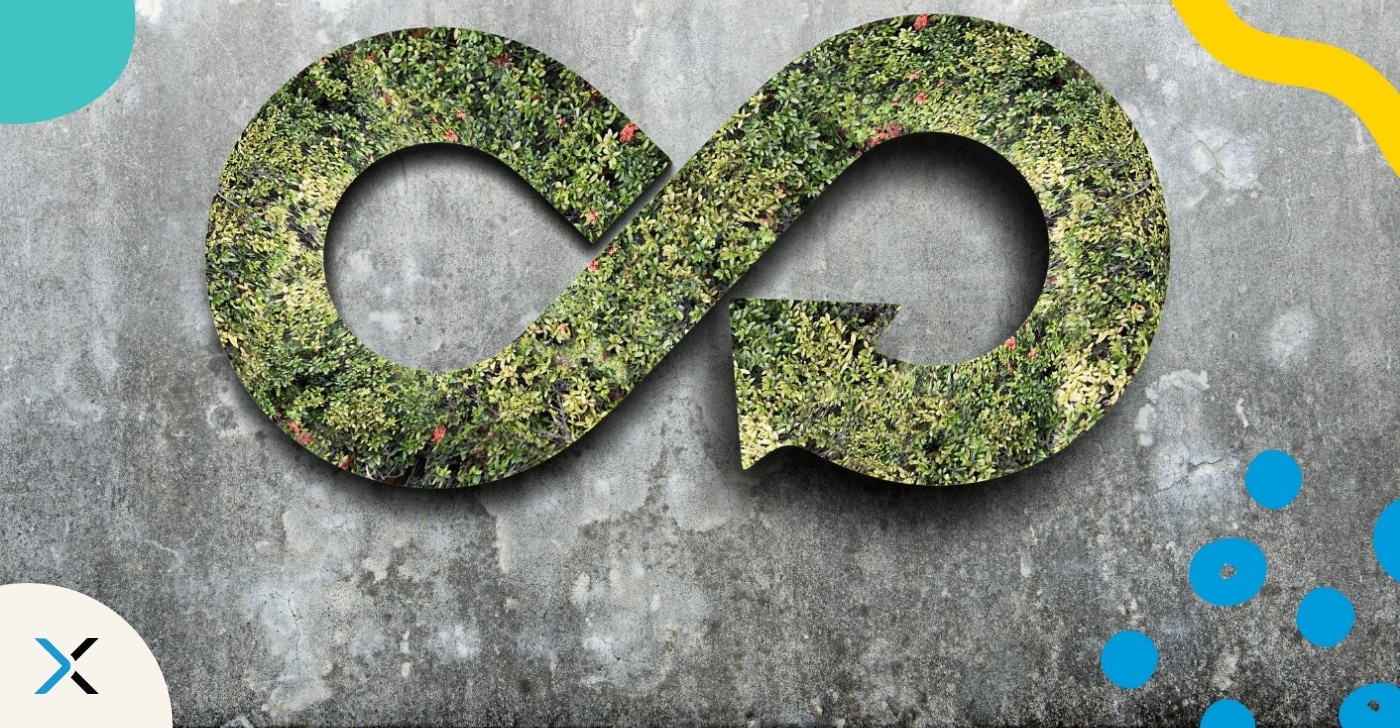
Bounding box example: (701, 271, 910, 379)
(1, 0, 1398, 724)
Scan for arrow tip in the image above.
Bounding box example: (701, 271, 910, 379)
(728, 297, 901, 472)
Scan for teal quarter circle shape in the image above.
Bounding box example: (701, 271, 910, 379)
(0, 1, 135, 124)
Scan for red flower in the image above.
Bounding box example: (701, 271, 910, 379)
(867, 122, 906, 148)
(1005, 336, 1017, 351)
(587, 259, 600, 273)
(584, 208, 600, 227)
(914, 14, 930, 30)
(1028, 348, 1038, 360)
(619, 122, 638, 143)
(430, 425, 447, 444)
(913, 92, 928, 105)
(455, 109, 467, 120)
(365, 53, 376, 63)
(444, 129, 459, 143)
(607, 245, 618, 256)
(286, 421, 313, 447)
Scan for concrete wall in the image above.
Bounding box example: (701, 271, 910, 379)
(2, 0, 1398, 724)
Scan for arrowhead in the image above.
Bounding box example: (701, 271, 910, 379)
(728, 297, 902, 471)
(35, 638, 71, 694)
(726, 296, 1072, 487)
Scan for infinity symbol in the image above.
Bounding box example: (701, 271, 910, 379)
(206, 15, 1168, 488)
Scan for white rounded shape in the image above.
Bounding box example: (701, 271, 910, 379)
(0, 583, 171, 726)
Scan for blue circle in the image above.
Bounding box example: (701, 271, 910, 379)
(1245, 450, 1302, 510)
(1189, 538, 1268, 607)
(1201, 699, 1256, 728)
(1296, 587, 1355, 648)
(1340, 683, 1400, 728)
(1100, 630, 1158, 689)
(1376, 500, 1400, 583)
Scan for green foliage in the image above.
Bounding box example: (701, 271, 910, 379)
(207, 17, 1167, 488)
(208, 28, 668, 484)
(730, 16, 1168, 485)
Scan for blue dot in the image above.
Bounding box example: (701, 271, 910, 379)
(1245, 450, 1302, 510)
(1100, 630, 1158, 689)
(1340, 683, 1400, 728)
(1376, 500, 1400, 582)
(1189, 538, 1268, 607)
(1202, 699, 1256, 728)
(1296, 587, 1355, 648)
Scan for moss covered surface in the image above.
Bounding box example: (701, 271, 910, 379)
(207, 16, 1167, 488)
(730, 17, 1168, 485)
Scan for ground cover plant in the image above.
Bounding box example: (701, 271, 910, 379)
(207, 16, 1167, 487)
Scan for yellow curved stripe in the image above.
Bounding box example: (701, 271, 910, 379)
(1174, 0, 1400, 176)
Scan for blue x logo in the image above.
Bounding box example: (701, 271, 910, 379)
(34, 637, 98, 694)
